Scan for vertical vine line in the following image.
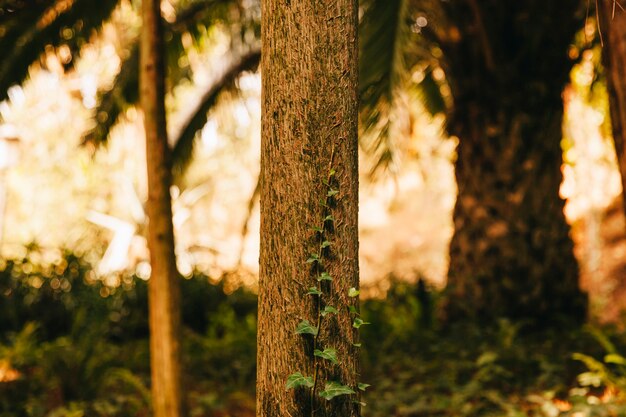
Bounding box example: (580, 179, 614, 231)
(285, 144, 369, 415)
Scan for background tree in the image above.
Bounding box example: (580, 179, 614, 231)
(360, 0, 588, 324)
(599, 0, 626, 218)
(140, 0, 184, 416)
(257, 0, 361, 416)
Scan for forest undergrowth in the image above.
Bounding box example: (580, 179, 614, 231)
(1, 248, 626, 417)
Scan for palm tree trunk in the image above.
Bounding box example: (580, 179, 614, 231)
(599, 0, 626, 216)
(446, 100, 587, 323)
(140, 1, 184, 416)
(257, 0, 361, 416)
(440, 0, 588, 324)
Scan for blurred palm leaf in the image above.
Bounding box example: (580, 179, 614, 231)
(0, 0, 119, 101)
(82, 0, 255, 176)
(171, 47, 260, 177)
(359, 0, 447, 173)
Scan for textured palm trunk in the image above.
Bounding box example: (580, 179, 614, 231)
(599, 0, 626, 216)
(140, 1, 184, 417)
(257, 0, 360, 416)
(440, 1, 587, 323)
(446, 101, 586, 322)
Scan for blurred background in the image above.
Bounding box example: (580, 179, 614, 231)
(2, 1, 626, 416)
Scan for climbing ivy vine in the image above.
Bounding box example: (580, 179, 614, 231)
(285, 148, 369, 414)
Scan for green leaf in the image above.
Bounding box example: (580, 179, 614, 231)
(318, 272, 333, 281)
(306, 253, 320, 264)
(353, 318, 370, 329)
(295, 320, 318, 336)
(307, 287, 322, 296)
(358, 383, 371, 391)
(327, 189, 339, 197)
(321, 306, 338, 316)
(314, 348, 339, 364)
(285, 372, 314, 390)
(321, 240, 331, 248)
(349, 305, 359, 314)
(353, 343, 362, 348)
(311, 226, 324, 233)
(348, 288, 360, 298)
(323, 215, 335, 222)
(329, 168, 336, 177)
(605, 354, 626, 366)
(319, 381, 355, 400)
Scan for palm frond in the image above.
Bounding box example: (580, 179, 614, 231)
(82, 0, 242, 148)
(0, 0, 118, 101)
(81, 42, 139, 146)
(359, 0, 413, 173)
(171, 47, 260, 176)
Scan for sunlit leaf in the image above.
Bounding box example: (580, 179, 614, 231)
(353, 318, 370, 329)
(286, 372, 314, 390)
(319, 381, 355, 400)
(307, 287, 322, 296)
(318, 272, 333, 281)
(358, 382, 371, 391)
(295, 320, 318, 336)
(314, 348, 339, 364)
(321, 306, 338, 316)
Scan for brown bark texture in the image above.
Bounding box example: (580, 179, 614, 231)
(140, 1, 184, 417)
(257, 0, 360, 416)
(600, 0, 626, 217)
(439, 1, 587, 324)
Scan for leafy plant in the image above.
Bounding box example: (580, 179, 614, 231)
(285, 148, 367, 413)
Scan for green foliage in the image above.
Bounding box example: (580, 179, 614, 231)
(7, 249, 626, 416)
(319, 382, 355, 401)
(286, 373, 314, 390)
(0, 247, 257, 417)
(286, 159, 365, 412)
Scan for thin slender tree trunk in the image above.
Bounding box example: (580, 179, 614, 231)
(599, 0, 626, 215)
(140, 1, 184, 417)
(257, 0, 360, 416)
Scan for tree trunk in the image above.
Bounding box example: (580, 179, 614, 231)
(257, 0, 360, 416)
(440, 1, 588, 324)
(599, 0, 626, 217)
(140, 1, 184, 417)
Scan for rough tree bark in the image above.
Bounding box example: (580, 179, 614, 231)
(599, 0, 626, 216)
(257, 0, 360, 416)
(140, 1, 184, 416)
(440, 1, 588, 323)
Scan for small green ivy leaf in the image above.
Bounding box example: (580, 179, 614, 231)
(323, 215, 334, 222)
(329, 168, 336, 177)
(295, 320, 318, 336)
(327, 189, 339, 197)
(307, 287, 322, 296)
(353, 343, 362, 348)
(318, 272, 333, 281)
(285, 373, 314, 390)
(353, 318, 370, 329)
(321, 306, 338, 316)
(348, 288, 360, 298)
(306, 253, 320, 264)
(314, 348, 339, 364)
(311, 226, 323, 233)
(358, 383, 371, 391)
(319, 381, 355, 400)
(321, 240, 331, 248)
(349, 305, 359, 314)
